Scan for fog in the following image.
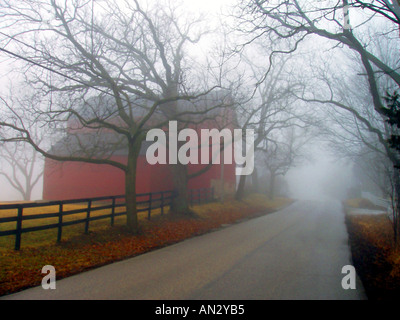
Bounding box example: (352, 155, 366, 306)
(0, 180, 43, 202)
(286, 151, 354, 201)
(0, 142, 357, 203)
(2, 145, 356, 203)
(0, 0, 394, 205)
(0, 161, 43, 202)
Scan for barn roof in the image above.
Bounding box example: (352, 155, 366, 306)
(49, 89, 238, 158)
(47, 131, 160, 157)
(68, 89, 237, 125)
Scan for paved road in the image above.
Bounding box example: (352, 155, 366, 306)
(1, 199, 366, 300)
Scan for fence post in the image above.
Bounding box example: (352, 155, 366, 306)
(148, 193, 152, 220)
(57, 202, 63, 243)
(111, 197, 116, 226)
(15, 205, 23, 250)
(161, 192, 164, 215)
(85, 199, 92, 234)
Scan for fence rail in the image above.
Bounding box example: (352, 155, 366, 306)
(361, 191, 394, 221)
(361, 191, 391, 209)
(0, 187, 214, 250)
(189, 187, 215, 206)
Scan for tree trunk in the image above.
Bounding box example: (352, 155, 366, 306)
(268, 173, 276, 200)
(170, 163, 192, 215)
(23, 189, 32, 201)
(251, 167, 259, 192)
(125, 141, 141, 234)
(23, 183, 32, 201)
(235, 175, 247, 200)
(220, 161, 225, 203)
(393, 167, 400, 247)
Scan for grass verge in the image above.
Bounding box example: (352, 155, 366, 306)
(0, 194, 293, 297)
(344, 202, 400, 300)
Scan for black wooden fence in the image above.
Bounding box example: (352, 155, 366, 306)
(189, 188, 215, 206)
(0, 187, 214, 250)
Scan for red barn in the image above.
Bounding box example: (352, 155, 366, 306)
(42, 92, 238, 200)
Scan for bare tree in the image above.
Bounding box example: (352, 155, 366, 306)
(0, 0, 221, 233)
(236, 0, 400, 113)
(352, 0, 400, 25)
(295, 37, 400, 241)
(232, 47, 312, 200)
(351, 146, 393, 197)
(0, 141, 43, 201)
(259, 126, 311, 199)
(236, 0, 400, 243)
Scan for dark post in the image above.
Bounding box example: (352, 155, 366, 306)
(85, 200, 92, 234)
(57, 202, 63, 243)
(15, 205, 23, 250)
(148, 193, 152, 220)
(161, 192, 164, 215)
(111, 197, 116, 226)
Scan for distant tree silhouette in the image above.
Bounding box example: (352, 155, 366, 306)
(383, 91, 400, 159)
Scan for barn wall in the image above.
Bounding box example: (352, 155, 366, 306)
(42, 155, 172, 200)
(43, 157, 125, 200)
(43, 107, 238, 201)
(188, 162, 236, 198)
(43, 157, 235, 201)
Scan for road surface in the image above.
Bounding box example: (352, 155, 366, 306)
(1, 199, 366, 300)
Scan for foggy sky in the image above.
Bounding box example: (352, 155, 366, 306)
(286, 145, 355, 201)
(0, 0, 359, 202)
